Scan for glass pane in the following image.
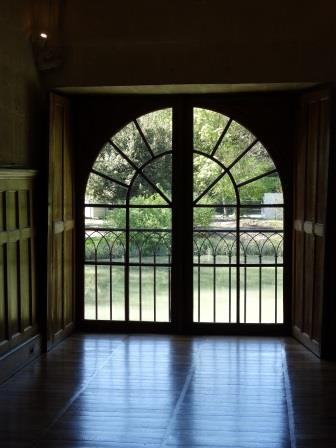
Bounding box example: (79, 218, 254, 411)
(241, 266, 284, 324)
(156, 266, 171, 322)
(276, 267, 284, 324)
(215, 267, 237, 323)
(193, 153, 223, 201)
(239, 266, 283, 324)
(85, 206, 107, 227)
(130, 176, 169, 205)
(240, 206, 283, 231)
(195, 267, 214, 322)
(216, 120, 256, 167)
(103, 208, 126, 229)
(239, 202, 283, 268)
(129, 266, 140, 321)
(136, 108, 172, 154)
(196, 174, 237, 205)
(194, 108, 230, 154)
(130, 208, 171, 229)
(86, 172, 127, 204)
(193, 207, 216, 229)
(263, 192, 284, 205)
(97, 265, 111, 320)
(112, 121, 152, 167)
(84, 265, 96, 320)
(85, 206, 126, 229)
(193, 208, 238, 324)
(193, 267, 237, 323)
(240, 232, 278, 263)
(129, 230, 171, 265)
(240, 231, 283, 265)
(239, 173, 282, 204)
(240, 267, 260, 323)
(92, 142, 135, 185)
(195, 206, 238, 228)
(84, 265, 125, 321)
(141, 267, 155, 322)
(261, 267, 276, 324)
(230, 142, 276, 184)
(193, 229, 237, 264)
(111, 265, 126, 321)
(85, 230, 125, 263)
(142, 154, 172, 201)
(193, 231, 216, 264)
(240, 232, 260, 264)
(129, 266, 170, 322)
(128, 201, 171, 321)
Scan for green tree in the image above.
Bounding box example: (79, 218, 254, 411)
(86, 107, 282, 207)
(86, 109, 172, 204)
(193, 109, 282, 204)
(106, 193, 213, 229)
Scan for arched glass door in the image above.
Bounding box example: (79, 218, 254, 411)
(84, 109, 172, 322)
(193, 108, 283, 324)
(83, 105, 284, 329)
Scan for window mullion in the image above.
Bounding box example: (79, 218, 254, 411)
(171, 102, 193, 330)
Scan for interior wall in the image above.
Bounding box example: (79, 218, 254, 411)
(0, 170, 41, 383)
(41, 0, 336, 88)
(0, 1, 46, 381)
(0, 1, 334, 376)
(0, 0, 45, 167)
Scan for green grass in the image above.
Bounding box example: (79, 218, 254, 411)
(85, 257, 283, 323)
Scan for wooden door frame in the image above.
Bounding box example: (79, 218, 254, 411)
(47, 93, 76, 349)
(292, 86, 335, 357)
(72, 93, 295, 336)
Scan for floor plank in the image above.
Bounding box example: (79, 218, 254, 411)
(0, 334, 334, 447)
(283, 338, 336, 448)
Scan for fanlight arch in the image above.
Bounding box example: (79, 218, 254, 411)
(84, 106, 284, 325)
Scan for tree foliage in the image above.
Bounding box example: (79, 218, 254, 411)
(85, 107, 282, 209)
(86, 109, 172, 204)
(105, 193, 213, 229)
(193, 109, 281, 204)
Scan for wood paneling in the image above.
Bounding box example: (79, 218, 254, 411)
(293, 89, 331, 356)
(0, 169, 40, 369)
(47, 94, 75, 348)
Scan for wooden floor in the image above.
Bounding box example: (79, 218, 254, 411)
(0, 335, 335, 448)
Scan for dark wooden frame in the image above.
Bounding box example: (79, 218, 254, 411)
(73, 93, 295, 336)
(46, 94, 76, 350)
(292, 86, 336, 357)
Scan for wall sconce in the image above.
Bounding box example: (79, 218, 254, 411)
(31, 32, 63, 71)
(30, 0, 64, 71)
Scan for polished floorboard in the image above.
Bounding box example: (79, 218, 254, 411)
(0, 334, 335, 448)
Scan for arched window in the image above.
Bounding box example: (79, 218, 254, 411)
(84, 107, 283, 326)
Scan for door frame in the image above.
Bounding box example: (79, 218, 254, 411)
(74, 94, 293, 336)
